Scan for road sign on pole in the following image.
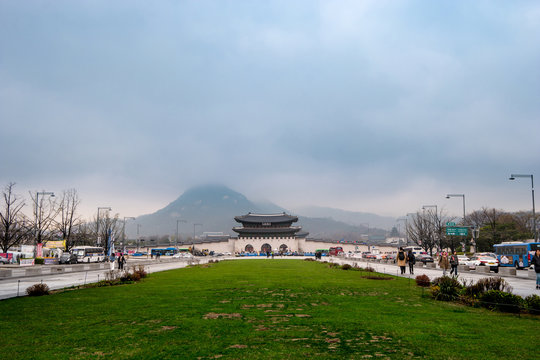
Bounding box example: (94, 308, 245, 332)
(446, 222, 456, 227)
(446, 227, 468, 236)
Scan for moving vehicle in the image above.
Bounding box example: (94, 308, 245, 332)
(457, 255, 470, 263)
(416, 254, 434, 264)
(71, 246, 105, 263)
(151, 247, 178, 256)
(0, 256, 9, 264)
(329, 247, 344, 256)
(468, 256, 499, 272)
(403, 246, 423, 255)
(494, 242, 540, 269)
(59, 252, 78, 264)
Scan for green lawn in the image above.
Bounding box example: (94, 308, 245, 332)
(1, 260, 538, 359)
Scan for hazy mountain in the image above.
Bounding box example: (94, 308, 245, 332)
(125, 185, 390, 241)
(292, 206, 396, 230)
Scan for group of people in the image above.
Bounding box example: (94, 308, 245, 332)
(396, 248, 460, 276)
(396, 247, 416, 275)
(438, 251, 460, 276)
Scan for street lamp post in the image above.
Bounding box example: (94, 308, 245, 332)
(446, 194, 466, 224)
(122, 217, 135, 251)
(176, 219, 187, 247)
(136, 224, 142, 252)
(193, 223, 202, 253)
(509, 174, 536, 240)
(397, 217, 407, 246)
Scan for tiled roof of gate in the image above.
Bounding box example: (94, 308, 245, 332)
(234, 212, 298, 224)
(232, 226, 302, 234)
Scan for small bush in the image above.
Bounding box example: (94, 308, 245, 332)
(341, 264, 352, 270)
(415, 274, 431, 287)
(328, 262, 340, 268)
(26, 283, 50, 296)
(524, 294, 540, 315)
(480, 290, 523, 313)
(364, 266, 375, 272)
(430, 276, 462, 301)
(462, 277, 512, 299)
(34, 258, 44, 265)
(133, 265, 148, 279)
(304, 258, 315, 262)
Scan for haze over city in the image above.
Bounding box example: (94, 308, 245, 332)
(1, 1, 539, 221)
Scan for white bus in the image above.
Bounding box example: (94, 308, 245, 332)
(71, 246, 105, 263)
(403, 246, 423, 255)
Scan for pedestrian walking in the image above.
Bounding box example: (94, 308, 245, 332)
(117, 254, 126, 271)
(531, 249, 540, 290)
(397, 247, 407, 275)
(449, 251, 459, 276)
(407, 250, 415, 275)
(439, 252, 450, 276)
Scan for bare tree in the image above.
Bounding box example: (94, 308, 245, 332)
(30, 190, 59, 245)
(465, 208, 529, 251)
(55, 189, 82, 251)
(93, 212, 122, 255)
(0, 183, 31, 252)
(407, 212, 436, 255)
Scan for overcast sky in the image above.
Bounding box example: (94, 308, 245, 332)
(1, 1, 539, 221)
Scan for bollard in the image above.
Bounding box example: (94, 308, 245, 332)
(17, 280, 20, 297)
(84, 272, 88, 285)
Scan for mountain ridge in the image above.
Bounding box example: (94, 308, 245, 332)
(125, 185, 395, 240)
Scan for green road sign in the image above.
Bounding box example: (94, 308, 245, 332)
(446, 226, 468, 236)
(446, 222, 456, 227)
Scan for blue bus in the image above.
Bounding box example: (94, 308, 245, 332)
(494, 242, 540, 269)
(150, 247, 178, 256)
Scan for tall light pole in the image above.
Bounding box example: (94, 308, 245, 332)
(360, 223, 369, 242)
(193, 223, 202, 253)
(122, 217, 135, 251)
(397, 217, 407, 245)
(509, 174, 536, 240)
(176, 219, 187, 247)
(96, 207, 112, 247)
(446, 194, 465, 224)
(136, 224, 142, 252)
(35, 191, 55, 254)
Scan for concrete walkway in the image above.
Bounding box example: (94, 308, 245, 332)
(328, 257, 539, 298)
(0, 257, 210, 300)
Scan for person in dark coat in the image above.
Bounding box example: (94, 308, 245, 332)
(449, 251, 459, 276)
(531, 249, 540, 290)
(407, 250, 415, 274)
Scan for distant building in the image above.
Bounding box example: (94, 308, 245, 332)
(233, 212, 306, 253)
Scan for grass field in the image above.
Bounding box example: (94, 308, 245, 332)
(1, 259, 538, 359)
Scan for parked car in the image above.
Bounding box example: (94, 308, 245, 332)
(59, 253, 78, 264)
(416, 254, 434, 264)
(0, 256, 9, 265)
(457, 255, 470, 263)
(386, 253, 397, 262)
(468, 256, 499, 272)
